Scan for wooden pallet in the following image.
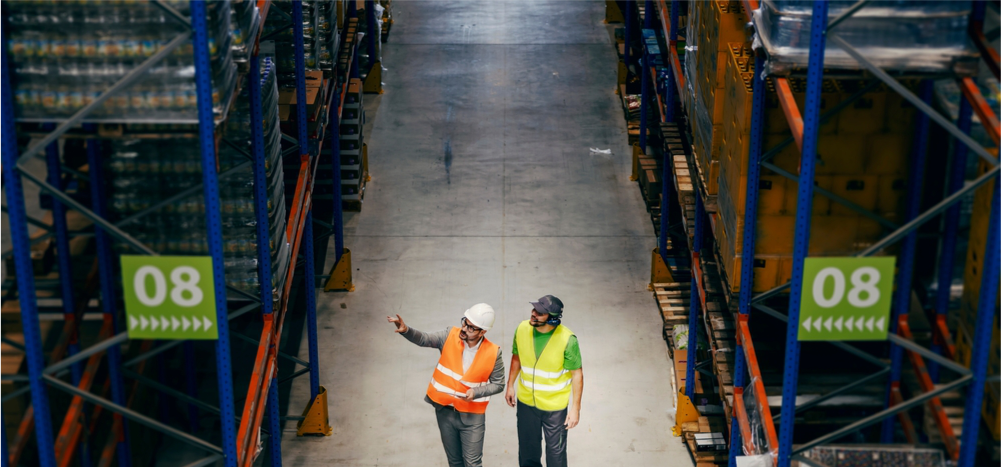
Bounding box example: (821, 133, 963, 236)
(682, 416, 730, 466)
(661, 123, 696, 239)
(654, 281, 693, 350)
(689, 150, 719, 213)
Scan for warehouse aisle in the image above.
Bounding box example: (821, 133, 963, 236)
(282, 2, 690, 465)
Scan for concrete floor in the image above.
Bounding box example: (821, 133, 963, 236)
(281, 2, 691, 465)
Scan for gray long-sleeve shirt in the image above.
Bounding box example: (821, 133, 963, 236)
(401, 326, 505, 420)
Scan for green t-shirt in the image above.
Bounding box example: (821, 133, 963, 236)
(512, 326, 582, 371)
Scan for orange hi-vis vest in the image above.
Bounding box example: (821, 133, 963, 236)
(426, 327, 499, 414)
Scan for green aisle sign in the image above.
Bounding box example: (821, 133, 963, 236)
(799, 257, 896, 342)
(121, 255, 219, 340)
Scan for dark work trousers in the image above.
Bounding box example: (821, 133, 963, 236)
(517, 401, 568, 467)
(434, 405, 486, 467)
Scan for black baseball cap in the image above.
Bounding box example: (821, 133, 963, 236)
(530, 295, 564, 316)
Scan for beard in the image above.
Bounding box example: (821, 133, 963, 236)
(530, 318, 546, 327)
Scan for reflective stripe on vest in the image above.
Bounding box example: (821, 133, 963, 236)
(515, 320, 574, 411)
(425, 327, 498, 413)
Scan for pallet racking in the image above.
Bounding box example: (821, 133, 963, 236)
(622, 0, 1000, 466)
(0, 1, 380, 465)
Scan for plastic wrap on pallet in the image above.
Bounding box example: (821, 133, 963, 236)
(754, 0, 980, 76)
(741, 378, 775, 460)
(108, 58, 290, 299)
(800, 445, 947, 467)
(230, 0, 262, 63)
(6, 1, 238, 122)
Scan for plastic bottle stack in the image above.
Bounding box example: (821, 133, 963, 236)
(109, 58, 290, 298)
(7, 0, 237, 122)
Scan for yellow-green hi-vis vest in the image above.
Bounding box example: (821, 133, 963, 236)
(515, 320, 574, 411)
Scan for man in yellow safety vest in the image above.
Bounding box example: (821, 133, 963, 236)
(505, 295, 583, 467)
(388, 304, 505, 467)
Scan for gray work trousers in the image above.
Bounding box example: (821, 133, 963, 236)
(434, 405, 486, 467)
(517, 401, 568, 467)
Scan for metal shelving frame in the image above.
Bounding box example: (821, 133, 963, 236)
(0, 1, 359, 466)
(635, 1, 1001, 466)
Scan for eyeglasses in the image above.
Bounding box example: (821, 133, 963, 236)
(460, 318, 484, 333)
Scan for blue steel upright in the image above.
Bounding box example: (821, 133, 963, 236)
(639, 53, 650, 151)
(305, 210, 321, 401)
(729, 51, 767, 467)
(331, 82, 345, 262)
(365, 0, 378, 68)
(957, 176, 1001, 467)
(43, 123, 83, 386)
(881, 80, 933, 442)
(930, 96, 973, 382)
(778, 2, 828, 465)
(685, 195, 704, 401)
(249, 57, 275, 317)
(956, 0, 996, 464)
(1, 36, 58, 467)
(624, 0, 632, 67)
(658, 0, 680, 262)
(638, 0, 653, 151)
(190, 2, 238, 465)
(86, 134, 133, 467)
(293, 0, 310, 149)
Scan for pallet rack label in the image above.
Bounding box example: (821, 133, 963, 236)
(799, 257, 896, 341)
(120, 255, 219, 340)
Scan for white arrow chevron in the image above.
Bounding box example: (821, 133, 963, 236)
(193, 317, 202, 331)
(171, 316, 180, 331)
(130, 316, 138, 330)
(875, 316, 885, 332)
(182, 316, 191, 332)
(866, 316, 875, 332)
(140, 315, 149, 331)
(834, 316, 843, 331)
(824, 316, 833, 332)
(855, 316, 865, 331)
(803, 317, 813, 332)
(846, 316, 854, 331)
(151, 317, 159, 331)
(160, 316, 169, 331)
(814, 317, 823, 332)
(203, 316, 213, 332)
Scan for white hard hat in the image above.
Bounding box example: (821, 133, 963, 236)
(464, 303, 495, 331)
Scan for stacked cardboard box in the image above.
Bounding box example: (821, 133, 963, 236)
(714, 43, 915, 295)
(683, 1, 750, 203)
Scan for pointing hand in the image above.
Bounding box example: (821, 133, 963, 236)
(387, 314, 407, 333)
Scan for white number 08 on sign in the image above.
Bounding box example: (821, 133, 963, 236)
(133, 265, 204, 307)
(799, 257, 896, 342)
(120, 255, 219, 340)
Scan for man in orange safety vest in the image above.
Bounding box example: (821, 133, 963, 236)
(388, 303, 505, 467)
